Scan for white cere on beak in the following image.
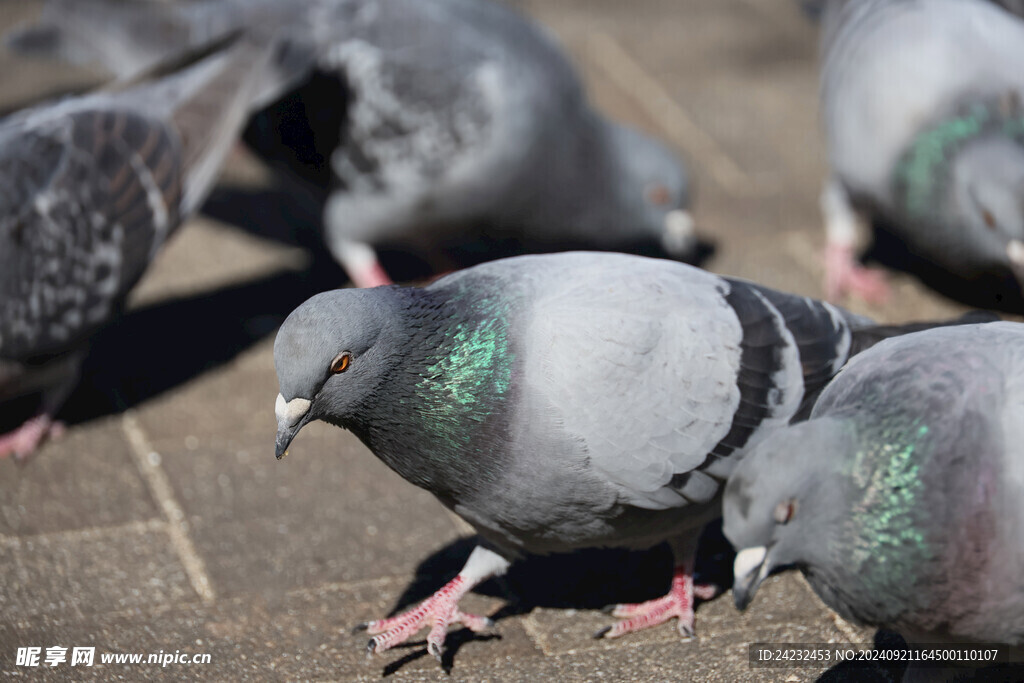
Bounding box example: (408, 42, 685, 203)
(1008, 239, 1024, 268)
(663, 209, 696, 256)
(276, 394, 311, 428)
(734, 546, 768, 583)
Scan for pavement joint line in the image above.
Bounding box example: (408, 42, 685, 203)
(0, 517, 166, 546)
(519, 611, 553, 657)
(121, 411, 216, 604)
(586, 31, 757, 198)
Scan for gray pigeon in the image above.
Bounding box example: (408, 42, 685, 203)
(0, 32, 285, 459)
(272, 250, 983, 661)
(816, 0, 1024, 306)
(724, 322, 1024, 675)
(6, 0, 697, 289)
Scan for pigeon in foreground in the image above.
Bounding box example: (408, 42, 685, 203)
(6, 0, 697, 289)
(0, 31, 289, 459)
(816, 0, 1024, 305)
(725, 322, 1024, 677)
(272, 251, 986, 661)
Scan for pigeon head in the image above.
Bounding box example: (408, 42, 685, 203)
(605, 122, 696, 259)
(950, 136, 1024, 281)
(723, 417, 853, 611)
(273, 287, 404, 459)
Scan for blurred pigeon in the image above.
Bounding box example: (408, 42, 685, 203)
(6, 0, 698, 289)
(0, 32, 286, 459)
(724, 322, 1024, 673)
(817, 0, 1024, 305)
(272, 250, 982, 661)
(797, 0, 1024, 22)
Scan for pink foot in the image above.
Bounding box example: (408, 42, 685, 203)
(359, 574, 494, 661)
(824, 243, 890, 304)
(597, 566, 719, 639)
(0, 414, 64, 461)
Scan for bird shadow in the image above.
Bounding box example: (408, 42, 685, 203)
(57, 257, 348, 426)
(372, 521, 735, 674)
(202, 183, 718, 285)
(865, 221, 1024, 314)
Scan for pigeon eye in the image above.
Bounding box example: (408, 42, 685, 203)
(773, 499, 798, 524)
(981, 209, 997, 231)
(330, 352, 352, 374)
(647, 184, 671, 206)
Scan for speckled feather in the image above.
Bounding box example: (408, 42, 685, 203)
(8, 0, 695, 262)
(0, 35, 275, 402)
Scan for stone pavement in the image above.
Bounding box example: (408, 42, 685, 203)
(0, 0, 977, 680)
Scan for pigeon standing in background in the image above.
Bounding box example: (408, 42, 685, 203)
(271, 251, 986, 662)
(6, 0, 698, 289)
(0, 30, 290, 460)
(725, 322, 1024, 675)
(816, 0, 1024, 306)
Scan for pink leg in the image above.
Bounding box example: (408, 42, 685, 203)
(0, 414, 65, 462)
(348, 260, 393, 289)
(597, 561, 719, 640)
(824, 242, 890, 304)
(332, 240, 394, 288)
(358, 546, 509, 662)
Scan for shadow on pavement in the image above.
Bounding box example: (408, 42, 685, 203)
(374, 521, 735, 673)
(62, 259, 348, 425)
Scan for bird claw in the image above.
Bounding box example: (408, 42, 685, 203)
(598, 574, 713, 639)
(0, 414, 64, 461)
(356, 575, 492, 661)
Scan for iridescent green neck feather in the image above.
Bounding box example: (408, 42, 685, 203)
(844, 417, 933, 587)
(411, 286, 514, 450)
(893, 95, 1024, 222)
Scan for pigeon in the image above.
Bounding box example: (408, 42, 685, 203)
(724, 321, 1024, 675)
(6, 0, 698, 289)
(816, 0, 1024, 306)
(271, 250, 984, 661)
(0, 30, 290, 459)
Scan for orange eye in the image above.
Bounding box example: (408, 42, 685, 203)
(773, 499, 798, 524)
(330, 352, 351, 374)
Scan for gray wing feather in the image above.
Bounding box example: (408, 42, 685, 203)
(520, 257, 744, 510)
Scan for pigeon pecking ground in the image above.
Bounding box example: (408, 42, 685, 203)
(0, 0, 1012, 680)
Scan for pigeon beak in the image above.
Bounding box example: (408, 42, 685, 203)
(662, 209, 696, 258)
(732, 545, 770, 611)
(275, 393, 312, 460)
